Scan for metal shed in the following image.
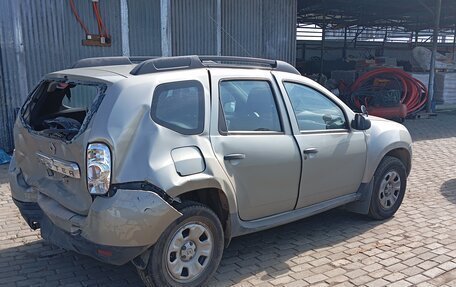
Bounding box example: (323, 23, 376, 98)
(0, 0, 297, 152)
(295, 0, 456, 116)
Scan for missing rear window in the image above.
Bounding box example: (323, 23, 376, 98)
(21, 80, 106, 141)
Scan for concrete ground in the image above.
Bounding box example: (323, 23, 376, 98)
(0, 111, 456, 287)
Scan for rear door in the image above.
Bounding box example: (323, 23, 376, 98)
(209, 69, 301, 221)
(273, 72, 367, 209)
(14, 79, 104, 215)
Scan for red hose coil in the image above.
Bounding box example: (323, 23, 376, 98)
(351, 68, 428, 115)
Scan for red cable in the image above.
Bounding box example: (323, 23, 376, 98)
(350, 68, 428, 116)
(70, 0, 90, 35)
(92, 2, 108, 37)
(92, 2, 102, 36)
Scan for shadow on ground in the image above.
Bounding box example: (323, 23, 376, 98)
(404, 110, 456, 142)
(0, 209, 384, 286)
(440, 178, 456, 205)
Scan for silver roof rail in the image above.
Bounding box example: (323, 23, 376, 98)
(130, 55, 300, 75)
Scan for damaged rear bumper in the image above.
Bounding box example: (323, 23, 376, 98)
(10, 160, 182, 265)
(14, 199, 147, 265)
(12, 189, 182, 265)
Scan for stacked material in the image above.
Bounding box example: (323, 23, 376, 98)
(375, 57, 397, 67)
(350, 68, 428, 117)
(412, 47, 456, 70)
(435, 73, 456, 104)
(410, 73, 429, 90)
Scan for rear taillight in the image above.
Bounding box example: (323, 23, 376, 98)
(87, 143, 111, 195)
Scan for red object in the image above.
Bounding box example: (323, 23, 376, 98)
(69, 0, 90, 35)
(97, 249, 113, 257)
(367, 104, 408, 120)
(70, 0, 109, 39)
(350, 68, 428, 117)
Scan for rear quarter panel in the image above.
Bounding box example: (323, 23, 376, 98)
(87, 70, 239, 215)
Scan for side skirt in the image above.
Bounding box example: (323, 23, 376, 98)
(230, 192, 361, 237)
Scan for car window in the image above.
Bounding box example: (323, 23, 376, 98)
(283, 82, 347, 131)
(219, 80, 282, 133)
(151, 80, 204, 135)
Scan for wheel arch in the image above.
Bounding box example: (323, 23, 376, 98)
(346, 149, 410, 215)
(384, 148, 411, 176)
(176, 187, 232, 247)
(363, 142, 412, 183)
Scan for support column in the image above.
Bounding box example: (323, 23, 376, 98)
(120, 0, 130, 56)
(216, 0, 222, 56)
(160, 0, 172, 56)
(342, 27, 347, 59)
(427, 0, 442, 113)
(319, 15, 326, 82)
(12, 0, 28, 98)
(452, 24, 456, 60)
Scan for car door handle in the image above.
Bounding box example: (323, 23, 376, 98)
(224, 153, 246, 160)
(303, 148, 318, 159)
(303, 148, 318, 154)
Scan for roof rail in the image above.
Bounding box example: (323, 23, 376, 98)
(130, 55, 300, 75)
(130, 55, 204, 75)
(72, 56, 158, 68)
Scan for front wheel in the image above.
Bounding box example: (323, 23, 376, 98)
(138, 202, 224, 287)
(368, 156, 407, 220)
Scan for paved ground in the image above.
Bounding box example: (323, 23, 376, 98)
(1, 110, 456, 287)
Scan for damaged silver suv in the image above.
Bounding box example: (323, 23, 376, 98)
(10, 56, 412, 287)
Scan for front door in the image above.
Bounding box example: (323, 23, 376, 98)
(274, 73, 367, 209)
(209, 69, 301, 221)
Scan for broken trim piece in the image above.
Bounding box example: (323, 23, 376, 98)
(109, 181, 174, 203)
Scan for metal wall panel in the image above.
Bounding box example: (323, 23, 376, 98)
(221, 0, 263, 58)
(0, 27, 10, 152)
(128, 0, 162, 56)
(221, 0, 296, 64)
(262, 0, 297, 64)
(21, 0, 123, 88)
(0, 0, 297, 151)
(0, 0, 29, 152)
(0, 0, 123, 152)
(171, 0, 217, 56)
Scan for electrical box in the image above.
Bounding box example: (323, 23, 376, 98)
(82, 34, 111, 47)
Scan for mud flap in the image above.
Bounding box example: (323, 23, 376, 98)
(344, 178, 374, 215)
(132, 248, 152, 270)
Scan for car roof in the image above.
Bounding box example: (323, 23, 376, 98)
(46, 56, 300, 83)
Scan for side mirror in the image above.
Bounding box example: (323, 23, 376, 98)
(351, 114, 371, 130)
(360, 105, 368, 116)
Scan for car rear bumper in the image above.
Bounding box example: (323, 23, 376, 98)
(14, 198, 146, 265)
(10, 156, 183, 265)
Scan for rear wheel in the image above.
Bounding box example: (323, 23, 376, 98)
(368, 156, 407, 220)
(138, 202, 224, 287)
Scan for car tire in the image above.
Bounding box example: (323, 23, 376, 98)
(368, 156, 407, 220)
(138, 201, 224, 287)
